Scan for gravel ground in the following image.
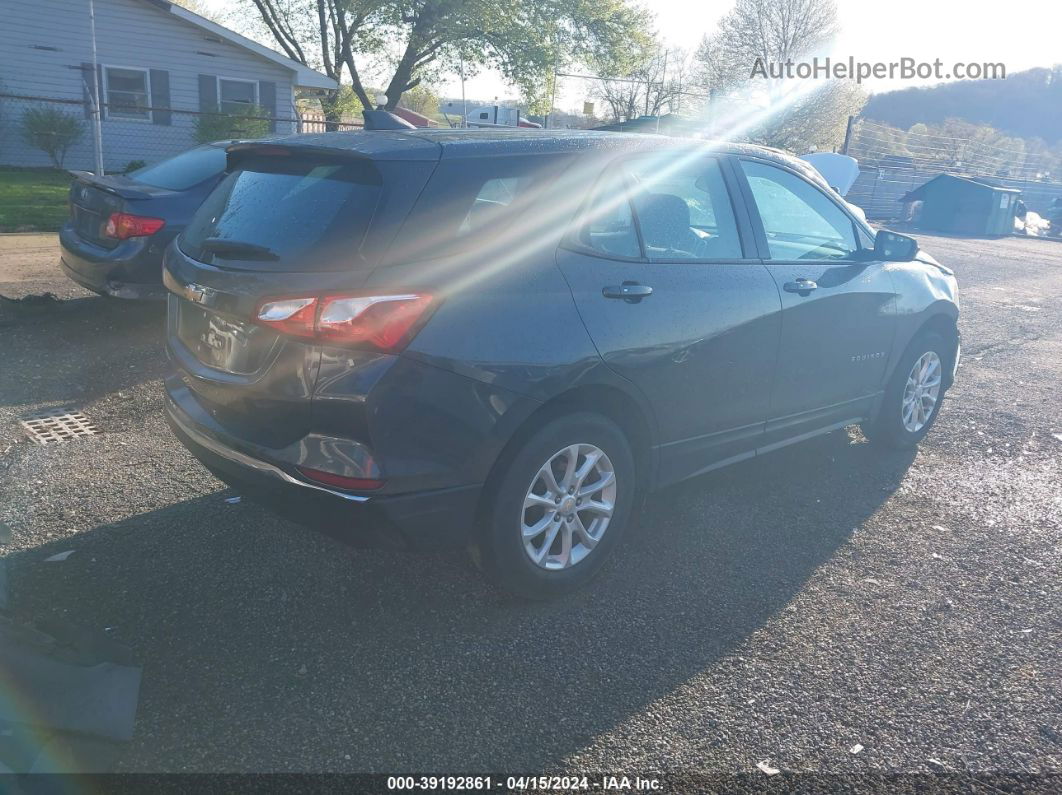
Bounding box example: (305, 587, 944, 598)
(0, 233, 1059, 781)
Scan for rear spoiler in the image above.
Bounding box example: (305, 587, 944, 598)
(68, 170, 155, 201)
(224, 142, 374, 170)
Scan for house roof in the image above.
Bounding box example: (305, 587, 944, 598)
(139, 0, 336, 90)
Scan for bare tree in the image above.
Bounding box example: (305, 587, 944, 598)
(692, 0, 863, 152)
(593, 48, 694, 122)
(695, 0, 838, 94)
(246, 0, 381, 121)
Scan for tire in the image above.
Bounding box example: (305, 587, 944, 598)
(473, 412, 637, 599)
(863, 331, 949, 449)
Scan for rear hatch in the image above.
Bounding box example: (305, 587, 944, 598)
(166, 145, 437, 447)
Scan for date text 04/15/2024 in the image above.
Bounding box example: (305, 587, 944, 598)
(386, 776, 662, 791)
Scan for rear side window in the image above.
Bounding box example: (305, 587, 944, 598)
(574, 168, 640, 259)
(128, 145, 226, 190)
(392, 155, 572, 262)
(181, 156, 381, 271)
(571, 154, 743, 261)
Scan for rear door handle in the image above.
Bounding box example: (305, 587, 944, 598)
(783, 278, 818, 296)
(602, 282, 653, 302)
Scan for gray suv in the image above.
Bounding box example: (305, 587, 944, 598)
(163, 130, 960, 598)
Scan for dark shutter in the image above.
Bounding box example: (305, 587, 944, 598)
(150, 69, 171, 125)
(81, 63, 105, 119)
(198, 74, 218, 113)
(258, 80, 277, 131)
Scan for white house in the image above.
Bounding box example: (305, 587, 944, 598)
(0, 0, 336, 171)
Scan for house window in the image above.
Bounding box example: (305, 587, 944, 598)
(219, 78, 257, 114)
(105, 67, 150, 120)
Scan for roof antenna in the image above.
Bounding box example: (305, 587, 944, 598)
(363, 93, 416, 130)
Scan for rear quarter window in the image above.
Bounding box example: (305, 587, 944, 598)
(391, 155, 574, 263)
(180, 156, 382, 271)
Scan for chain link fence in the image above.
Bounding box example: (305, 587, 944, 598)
(0, 93, 362, 174)
(844, 119, 1062, 221)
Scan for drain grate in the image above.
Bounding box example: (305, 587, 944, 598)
(19, 409, 100, 445)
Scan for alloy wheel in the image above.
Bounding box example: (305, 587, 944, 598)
(521, 443, 617, 570)
(901, 350, 942, 433)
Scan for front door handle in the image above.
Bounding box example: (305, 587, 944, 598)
(783, 278, 818, 296)
(602, 282, 653, 302)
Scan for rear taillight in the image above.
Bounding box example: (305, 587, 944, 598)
(254, 292, 435, 353)
(102, 212, 165, 240)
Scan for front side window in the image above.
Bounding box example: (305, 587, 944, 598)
(219, 79, 257, 114)
(105, 67, 150, 120)
(741, 160, 859, 260)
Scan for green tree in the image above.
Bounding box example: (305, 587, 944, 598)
(20, 107, 84, 169)
(401, 83, 440, 116)
(243, 0, 651, 113)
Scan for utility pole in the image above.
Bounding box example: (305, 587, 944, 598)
(840, 115, 855, 155)
(656, 49, 668, 132)
(546, 65, 558, 129)
(459, 56, 466, 127)
(88, 0, 104, 175)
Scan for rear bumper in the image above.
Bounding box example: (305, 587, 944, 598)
(164, 382, 482, 549)
(59, 223, 169, 300)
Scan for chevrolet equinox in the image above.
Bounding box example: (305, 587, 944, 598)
(163, 130, 960, 598)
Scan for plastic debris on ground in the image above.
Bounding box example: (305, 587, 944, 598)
(756, 760, 780, 776)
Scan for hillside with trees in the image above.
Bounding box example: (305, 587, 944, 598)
(863, 67, 1062, 145)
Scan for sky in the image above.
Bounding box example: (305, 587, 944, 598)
(203, 0, 1062, 112)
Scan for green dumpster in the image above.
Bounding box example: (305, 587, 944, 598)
(902, 174, 1020, 236)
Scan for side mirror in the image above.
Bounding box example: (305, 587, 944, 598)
(874, 229, 919, 261)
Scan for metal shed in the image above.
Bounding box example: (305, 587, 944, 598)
(902, 174, 1021, 236)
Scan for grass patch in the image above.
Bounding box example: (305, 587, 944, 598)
(0, 167, 72, 233)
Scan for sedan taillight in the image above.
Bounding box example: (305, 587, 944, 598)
(102, 212, 165, 240)
(254, 292, 435, 353)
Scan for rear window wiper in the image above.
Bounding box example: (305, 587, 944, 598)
(200, 237, 279, 260)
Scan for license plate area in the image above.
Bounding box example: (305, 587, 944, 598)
(72, 204, 107, 243)
(175, 297, 278, 374)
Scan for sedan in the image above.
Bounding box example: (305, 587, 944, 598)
(60, 142, 233, 299)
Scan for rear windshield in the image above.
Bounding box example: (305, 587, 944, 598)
(129, 145, 227, 190)
(180, 156, 382, 271)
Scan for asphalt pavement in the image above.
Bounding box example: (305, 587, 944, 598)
(0, 232, 1059, 779)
